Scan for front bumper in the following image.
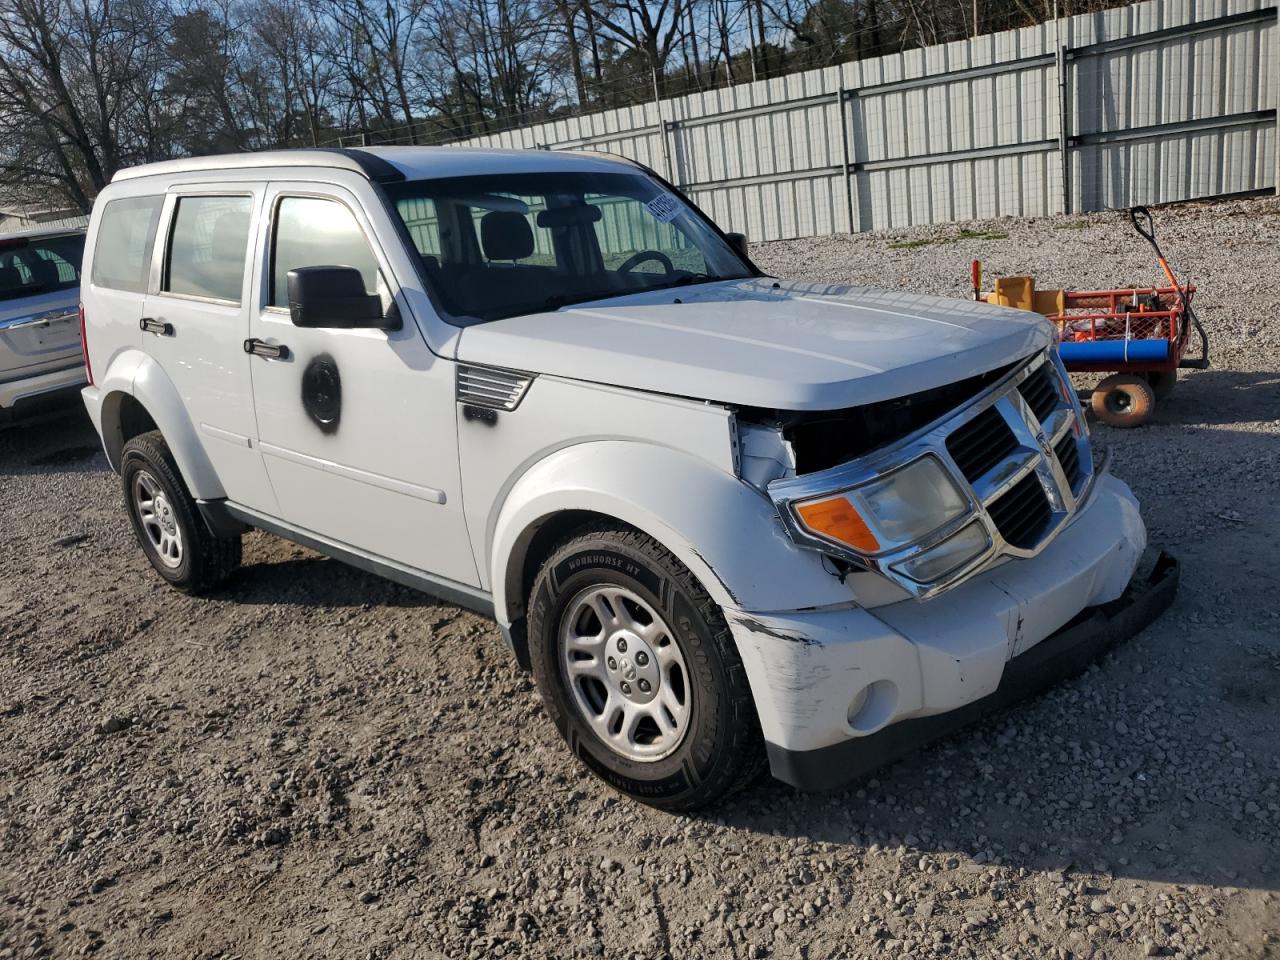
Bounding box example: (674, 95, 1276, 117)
(766, 550, 1177, 790)
(728, 473, 1169, 789)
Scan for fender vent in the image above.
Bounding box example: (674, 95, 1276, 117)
(456, 364, 533, 411)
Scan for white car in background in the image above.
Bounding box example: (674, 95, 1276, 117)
(78, 147, 1176, 809)
(0, 226, 87, 419)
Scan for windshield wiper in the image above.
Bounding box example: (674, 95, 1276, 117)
(539, 291, 614, 312)
(669, 272, 724, 286)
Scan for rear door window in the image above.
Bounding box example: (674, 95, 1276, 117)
(91, 197, 163, 293)
(270, 197, 378, 308)
(164, 195, 253, 303)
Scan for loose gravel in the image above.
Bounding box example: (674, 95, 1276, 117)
(2, 196, 1278, 959)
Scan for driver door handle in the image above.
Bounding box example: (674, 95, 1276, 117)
(139, 317, 173, 336)
(243, 338, 289, 360)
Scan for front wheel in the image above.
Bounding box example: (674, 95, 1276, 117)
(527, 524, 764, 810)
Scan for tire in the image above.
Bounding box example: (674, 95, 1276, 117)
(120, 430, 241, 593)
(1091, 373, 1155, 428)
(1146, 369, 1177, 400)
(527, 524, 765, 810)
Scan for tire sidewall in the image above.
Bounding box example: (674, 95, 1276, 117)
(528, 535, 732, 804)
(1093, 375, 1154, 427)
(121, 444, 196, 586)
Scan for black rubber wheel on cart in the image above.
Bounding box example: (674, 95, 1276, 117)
(1091, 373, 1155, 428)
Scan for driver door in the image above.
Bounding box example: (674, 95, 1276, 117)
(245, 182, 479, 587)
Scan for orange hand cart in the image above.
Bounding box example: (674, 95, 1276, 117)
(973, 207, 1209, 427)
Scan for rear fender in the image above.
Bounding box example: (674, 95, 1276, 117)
(96, 349, 225, 500)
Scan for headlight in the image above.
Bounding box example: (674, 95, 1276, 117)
(891, 520, 991, 583)
(792, 455, 969, 557)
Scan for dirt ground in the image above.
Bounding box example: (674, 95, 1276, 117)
(2, 197, 1278, 960)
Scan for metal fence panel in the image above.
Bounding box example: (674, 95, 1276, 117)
(446, 0, 1277, 240)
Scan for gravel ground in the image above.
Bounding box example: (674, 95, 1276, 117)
(2, 197, 1278, 960)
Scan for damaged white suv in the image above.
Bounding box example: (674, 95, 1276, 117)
(80, 147, 1175, 809)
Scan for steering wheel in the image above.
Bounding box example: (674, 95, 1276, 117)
(617, 250, 675, 276)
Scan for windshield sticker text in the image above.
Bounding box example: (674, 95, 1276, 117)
(645, 194, 682, 223)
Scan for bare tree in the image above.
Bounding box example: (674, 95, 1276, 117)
(0, 0, 1132, 207)
(0, 0, 167, 210)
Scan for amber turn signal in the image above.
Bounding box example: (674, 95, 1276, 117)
(795, 496, 880, 553)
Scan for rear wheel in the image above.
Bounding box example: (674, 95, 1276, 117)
(121, 430, 241, 593)
(1091, 373, 1155, 428)
(527, 524, 764, 810)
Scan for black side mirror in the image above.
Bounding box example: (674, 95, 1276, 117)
(288, 266, 399, 330)
(725, 231, 749, 259)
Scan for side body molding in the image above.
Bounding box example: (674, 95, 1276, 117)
(488, 440, 855, 628)
(95, 349, 226, 500)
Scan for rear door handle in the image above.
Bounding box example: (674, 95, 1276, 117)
(139, 317, 173, 336)
(243, 338, 289, 360)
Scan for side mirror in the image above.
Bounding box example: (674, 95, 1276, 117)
(725, 231, 749, 259)
(287, 266, 399, 330)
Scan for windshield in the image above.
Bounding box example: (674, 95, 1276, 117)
(386, 170, 753, 323)
(0, 233, 84, 303)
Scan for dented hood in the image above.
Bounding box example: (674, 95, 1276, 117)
(455, 278, 1053, 410)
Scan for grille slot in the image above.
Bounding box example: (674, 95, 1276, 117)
(1018, 364, 1060, 424)
(1054, 434, 1082, 489)
(456, 364, 533, 410)
(945, 406, 1018, 482)
(988, 472, 1053, 549)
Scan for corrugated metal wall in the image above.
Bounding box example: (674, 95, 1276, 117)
(454, 0, 1278, 241)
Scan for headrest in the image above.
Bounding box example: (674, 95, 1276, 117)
(210, 211, 250, 263)
(0, 264, 21, 291)
(29, 258, 61, 288)
(481, 211, 533, 261)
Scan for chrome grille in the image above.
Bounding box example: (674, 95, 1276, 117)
(987, 472, 1053, 549)
(1054, 433, 1082, 490)
(1017, 363, 1060, 423)
(946, 406, 1017, 482)
(768, 350, 1098, 600)
(456, 364, 533, 410)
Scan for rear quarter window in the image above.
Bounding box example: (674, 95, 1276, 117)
(91, 196, 164, 293)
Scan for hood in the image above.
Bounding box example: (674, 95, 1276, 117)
(455, 278, 1053, 410)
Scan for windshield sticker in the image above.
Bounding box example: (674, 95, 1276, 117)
(645, 194, 682, 223)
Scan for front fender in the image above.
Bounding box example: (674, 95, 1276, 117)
(97, 349, 225, 500)
(490, 440, 854, 626)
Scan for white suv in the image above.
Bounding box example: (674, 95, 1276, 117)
(80, 148, 1175, 809)
(0, 226, 86, 418)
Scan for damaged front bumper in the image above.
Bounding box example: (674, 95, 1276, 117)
(765, 549, 1177, 791)
(728, 473, 1176, 791)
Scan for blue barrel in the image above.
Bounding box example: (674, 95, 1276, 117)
(1059, 339, 1170, 364)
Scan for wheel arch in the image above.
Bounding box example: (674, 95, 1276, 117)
(96, 350, 226, 499)
(489, 440, 851, 667)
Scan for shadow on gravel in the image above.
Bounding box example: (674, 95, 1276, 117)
(0, 406, 104, 475)
(716, 739, 1276, 896)
(1151, 369, 1280, 427)
(223, 554, 439, 609)
(712, 620, 1278, 894)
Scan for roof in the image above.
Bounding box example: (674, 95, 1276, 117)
(110, 146, 640, 185)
